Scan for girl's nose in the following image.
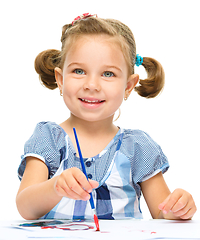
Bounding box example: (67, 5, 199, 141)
(83, 75, 101, 92)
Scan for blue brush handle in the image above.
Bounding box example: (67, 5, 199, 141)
(73, 128, 95, 210)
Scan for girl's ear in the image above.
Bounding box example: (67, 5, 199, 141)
(125, 74, 139, 99)
(54, 67, 63, 91)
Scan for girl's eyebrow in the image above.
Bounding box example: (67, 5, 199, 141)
(67, 62, 122, 72)
(67, 62, 85, 68)
(104, 65, 122, 72)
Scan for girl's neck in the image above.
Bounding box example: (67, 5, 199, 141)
(64, 114, 118, 137)
(60, 114, 119, 158)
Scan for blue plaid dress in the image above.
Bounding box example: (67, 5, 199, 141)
(18, 121, 169, 220)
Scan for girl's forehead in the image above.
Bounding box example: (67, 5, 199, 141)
(67, 34, 122, 52)
(64, 35, 126, 67)
(64, 34, 126, 62)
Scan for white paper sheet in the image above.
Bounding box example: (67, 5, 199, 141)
(1, 219, 200, 240)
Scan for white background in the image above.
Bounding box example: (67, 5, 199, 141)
(0, 0, 199, 220)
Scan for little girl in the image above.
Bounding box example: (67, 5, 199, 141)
(16, 13, 196, 220)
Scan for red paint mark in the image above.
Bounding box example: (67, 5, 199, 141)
(94, 214, 100, 231)
(139, 230, 157, 234)
(41, 224, 94, 231)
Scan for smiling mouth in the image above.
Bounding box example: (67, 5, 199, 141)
(79, 98, 105, 104)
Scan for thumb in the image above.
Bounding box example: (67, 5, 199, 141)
(158, 194, 171, 210)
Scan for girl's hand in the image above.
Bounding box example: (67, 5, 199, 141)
(158, 188, 197, 220)
(54, 167, 99, 200)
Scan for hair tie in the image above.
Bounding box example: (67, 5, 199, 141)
(72, 13, 98, 26)
(135, 54, 143, 67)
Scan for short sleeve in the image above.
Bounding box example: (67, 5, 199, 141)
(18, 121, 66, 180)
(121, 129, 169, 196)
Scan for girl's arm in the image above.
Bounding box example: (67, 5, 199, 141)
(16, 157, 62, 220)
(140, 172, 196, 220)
(16, 157, 98, 220)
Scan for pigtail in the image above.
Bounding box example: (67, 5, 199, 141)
(134, 57, 165, 98)
(34, 49, 61, 90)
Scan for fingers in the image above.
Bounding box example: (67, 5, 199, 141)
(159, 189, 197, 220)
(56, 174, 90, 200)
(55, 167, 99, 201)
(89, 179, 99, 189)
(179, 206, 197, 220)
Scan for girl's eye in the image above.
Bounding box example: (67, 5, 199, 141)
(73, 69, 85, 75)
(103, 71, 115, 77)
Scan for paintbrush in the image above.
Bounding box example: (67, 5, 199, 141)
(73, 128, 100, 231)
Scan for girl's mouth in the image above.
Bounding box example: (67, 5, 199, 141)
(79, 98, 105, 109)
(79, 98, 105, 104)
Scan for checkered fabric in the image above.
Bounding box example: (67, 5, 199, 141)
(18, 121, 169, 219)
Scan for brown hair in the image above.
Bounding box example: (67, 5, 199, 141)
(34, 16, 165, 98)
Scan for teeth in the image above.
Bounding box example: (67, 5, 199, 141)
(81, 99, 102, 103)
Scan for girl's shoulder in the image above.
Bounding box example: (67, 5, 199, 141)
(33, 121, 66, 137)
(121, 128, 166, 160)
(28, 121, 67, 148)
(119, 128, 169, 195)
(28, 121, 67, 157)
(122, 128, 156, 144)
(19, 121, 67, 180)
(123, 128, 148, 136)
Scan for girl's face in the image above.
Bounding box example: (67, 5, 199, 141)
(55, 35, 138, 123)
